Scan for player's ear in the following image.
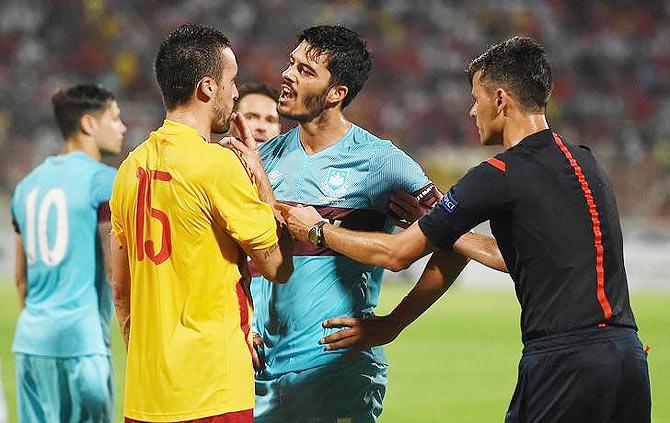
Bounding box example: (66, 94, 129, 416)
(80, 113, 98, 136)
(196, 76, 216, 102)
(495, 88, 507, 116)
(327, 84, 348, 107)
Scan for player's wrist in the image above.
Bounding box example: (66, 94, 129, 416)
(308, 220, 327, 247)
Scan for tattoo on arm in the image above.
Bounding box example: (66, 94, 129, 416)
(263, 243, 280, 260)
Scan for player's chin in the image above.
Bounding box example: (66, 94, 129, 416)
(102, 141, 123, 155)
(212, 121, 231, 135)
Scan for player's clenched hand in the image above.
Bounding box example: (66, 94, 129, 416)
(320, 316, 400, 361)
(389, 190, 443, 227)
(274, 203, 322, 242)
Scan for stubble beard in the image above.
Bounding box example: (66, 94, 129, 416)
(278, 89, 329, 123)
(212, 96, 232, 134)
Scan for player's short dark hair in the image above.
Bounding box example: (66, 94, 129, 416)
(298, 25, 372, 108)
(51, 84, 115, 139)
(234, 82, 279, 110)
(154, 24, 231, 110)
(467, 36, 553, 111)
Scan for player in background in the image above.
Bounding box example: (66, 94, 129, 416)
(233, 82, 281, 146)
(109, 24, 292, 423)
(230, 25, 504, 422)
(280, 36, 651, 423)
(11, 84, 126, 423)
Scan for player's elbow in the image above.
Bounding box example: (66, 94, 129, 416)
(263, 260, 293, 284)
(386, 249, 413, 272)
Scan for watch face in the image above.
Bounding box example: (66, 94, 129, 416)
(308, 226, 318, 245)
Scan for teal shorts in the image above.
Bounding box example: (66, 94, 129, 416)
(15, 353, 113, 423)
(255, 355, 387, 423)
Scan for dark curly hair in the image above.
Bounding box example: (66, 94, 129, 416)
(298, 25, 372, 108)
(467, 36, 553, 111)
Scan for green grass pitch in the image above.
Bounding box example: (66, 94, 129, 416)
(1, 281, 668, 422)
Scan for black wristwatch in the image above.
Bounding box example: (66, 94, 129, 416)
(308, 221, 327, 247)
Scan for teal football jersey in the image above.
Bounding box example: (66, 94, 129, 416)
(252, 124, 439, 376)
(11, 152, 116, 357)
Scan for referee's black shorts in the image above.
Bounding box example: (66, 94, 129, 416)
(505, 326, 650, 423)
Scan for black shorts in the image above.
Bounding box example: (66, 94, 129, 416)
(505, 326, 650, 423)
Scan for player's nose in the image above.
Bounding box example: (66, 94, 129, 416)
(282, 68, 295, 84)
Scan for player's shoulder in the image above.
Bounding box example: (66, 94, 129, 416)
(13, 155, 61, 196)
(258, 126, 299, 158)
(479, 151, 509, 175)
(347, 124, 404, 158)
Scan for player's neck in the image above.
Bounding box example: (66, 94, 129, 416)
(166, 107, 212, 142)
(62, 135, 101, 161)
(502, 112, 549, 149)
(298, 109, 351, 155)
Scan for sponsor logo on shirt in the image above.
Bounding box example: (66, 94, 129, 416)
(442, 190, 458, 213)
(268, 170, 282, 185)
(321, 168, 350, 198)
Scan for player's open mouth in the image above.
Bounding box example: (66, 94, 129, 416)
(279, 85, 295, 103)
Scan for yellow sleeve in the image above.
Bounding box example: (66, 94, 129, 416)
(109, 161, 128, 246)
(209, 150, 278, 250)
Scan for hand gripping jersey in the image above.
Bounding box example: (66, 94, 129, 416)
(252, 124, 439, 376)
(11, 152, 116, 357)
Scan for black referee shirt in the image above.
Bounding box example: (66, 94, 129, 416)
(419, 129, 637, 342)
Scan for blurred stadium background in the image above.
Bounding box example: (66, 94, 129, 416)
(0, 0, 668, 422)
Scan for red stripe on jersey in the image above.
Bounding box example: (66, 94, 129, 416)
(486, 157, 506, 172)
(235, 280, 254, 357)
(552, 133, 612, 321)
(125, 409, 253, 423)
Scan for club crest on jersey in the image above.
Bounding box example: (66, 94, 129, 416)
(322, 168, 350, 198)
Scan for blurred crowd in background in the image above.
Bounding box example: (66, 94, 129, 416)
(1, 0, 669, 220)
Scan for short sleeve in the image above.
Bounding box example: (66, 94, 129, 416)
(210, 151, 278, 251)
(418, 160, 511, 252)
(109, 162, 127, 245)
(90, 165, 117, 207)
(91, 165, 117, 223)
(367, 146, 439, 211)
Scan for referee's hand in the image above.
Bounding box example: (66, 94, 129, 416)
(320, 315, 399, 361)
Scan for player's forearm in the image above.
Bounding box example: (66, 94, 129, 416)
(114, 297, 131, 349)
(110, 236, 132, 349)
(386, 250, 469, 336)
(16, 277, 27, 310)
(273, 226, 294, 282)
(111, 268, 131, 349)
(322, 225, 404, 270)
(254, 167, 277, 206)
(453, 232, 507, 273)
(322, 223, 430, 272)
(15, 234, 27, 309)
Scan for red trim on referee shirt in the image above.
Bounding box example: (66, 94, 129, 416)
(486, 157, 506, 172)
(552, 132, 612, 321)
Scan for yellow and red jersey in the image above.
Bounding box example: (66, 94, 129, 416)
(110, 120, 277, 421)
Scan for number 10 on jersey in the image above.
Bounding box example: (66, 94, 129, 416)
(135, 167, 172, 265)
